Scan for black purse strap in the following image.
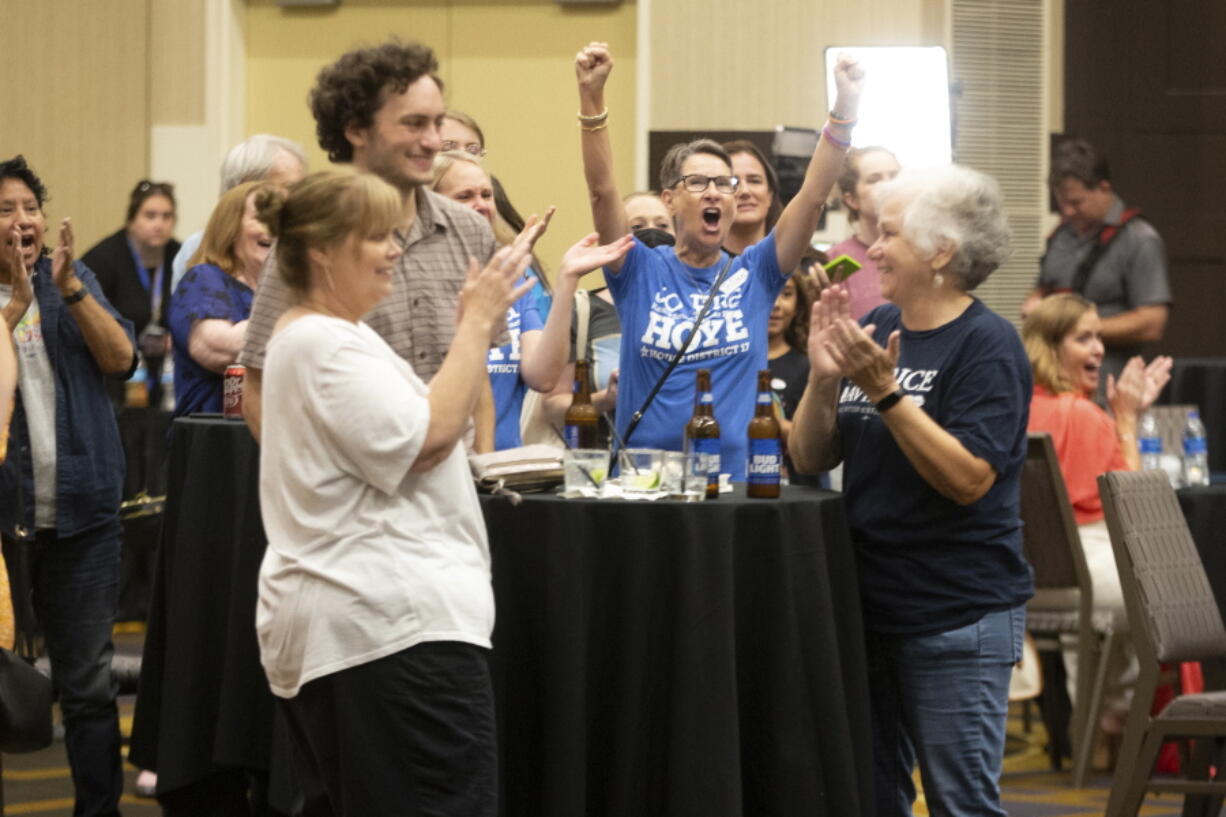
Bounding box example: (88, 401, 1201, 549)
(618, 253, 737, 453)
(6, 430, 38, 661)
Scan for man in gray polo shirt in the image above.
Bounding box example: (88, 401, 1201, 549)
(239, 40, 498, 441)
(1023, 138, 1171, 400)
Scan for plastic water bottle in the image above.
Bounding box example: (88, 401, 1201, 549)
(1182, 410, 1210, 487)
(1138, 411, 1162, 473)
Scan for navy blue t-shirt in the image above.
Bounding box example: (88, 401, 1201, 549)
(838, 299, 1034, 635)
(606, 234, 785, 481)
(168, 264, 254, 417)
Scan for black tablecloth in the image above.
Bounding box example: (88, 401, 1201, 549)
(130, 417, 873, 816)
(1180, 485, 1226, 613)
(129, 417, 275, 795)
(1160, 357, 1226, 474)
(116, 406, 172, 499)
(483, 488, 872, 817)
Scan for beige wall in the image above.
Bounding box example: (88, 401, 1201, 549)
(648, 0, 948, 131)
(1, 0, 150, 253)
(245, 0, 638, 268)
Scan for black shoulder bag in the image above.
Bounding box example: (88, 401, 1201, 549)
(0, 452, 53, 754)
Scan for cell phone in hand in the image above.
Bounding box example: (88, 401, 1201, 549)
(823, 254, 863, 283)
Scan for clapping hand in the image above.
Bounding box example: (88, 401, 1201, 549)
(457, 211, 554, 335)
(2, 224, 33, 325)
(1109, 354, 1173, 418)
(812, 284, 899, 401)
(50, 218, 78, 294)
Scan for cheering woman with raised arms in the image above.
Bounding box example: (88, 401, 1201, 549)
(573, 42, 862, 481)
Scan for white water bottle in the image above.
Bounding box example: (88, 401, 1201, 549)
(1138, 411, 1162, 472)
(1182, 410, 1210, 487)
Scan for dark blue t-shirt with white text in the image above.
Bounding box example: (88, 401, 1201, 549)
(606, 235, 785, 481)
(838, 299, 1034, 635)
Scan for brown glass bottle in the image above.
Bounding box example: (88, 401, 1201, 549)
(684, 369, 721, 499)
(564, 359, 601, 449)
(746, 369, 783, 498)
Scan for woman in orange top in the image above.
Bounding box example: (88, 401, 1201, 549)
(1022, 292, 1170, 728)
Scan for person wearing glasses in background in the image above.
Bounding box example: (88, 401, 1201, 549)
(573, 42, 863, 481)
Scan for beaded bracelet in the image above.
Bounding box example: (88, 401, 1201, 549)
(828, 110, 858, 126)
(821, 125, 852, 150)
(577, 107, 609, 124)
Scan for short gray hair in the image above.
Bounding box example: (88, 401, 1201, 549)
(219, 134, 308, 195)
(658, 139, 731, 192)
(875, 165, 1011, 291)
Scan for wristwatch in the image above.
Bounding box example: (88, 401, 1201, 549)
(62, 287, 88, 305)
(874, 389, 905, 414)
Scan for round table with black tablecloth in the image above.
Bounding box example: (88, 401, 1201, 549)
(130, 416, 873, 817)
(128, 416, 281, 813)
(1179, 485, 1226, 613)
(483, 487, 873, 817)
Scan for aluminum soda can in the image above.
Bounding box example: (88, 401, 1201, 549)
(223, 365, 245, 420)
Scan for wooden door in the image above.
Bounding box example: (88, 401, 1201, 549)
(1064, 0, 1226, 358)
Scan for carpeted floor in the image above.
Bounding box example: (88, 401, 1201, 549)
(2, 638, 1219, 816)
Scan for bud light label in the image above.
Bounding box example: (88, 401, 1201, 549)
(747, 438, 782, 486)
(699, 391, 714, 405)
(564, 425, 580, 449)
(694, 437, 721, 486)
(757, 392, 772, 405)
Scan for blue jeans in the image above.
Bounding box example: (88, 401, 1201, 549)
(866, 605, 1025, 817)
(33, 523, 123, 817)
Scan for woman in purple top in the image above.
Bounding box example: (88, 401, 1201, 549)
(168, 181, 276, 417)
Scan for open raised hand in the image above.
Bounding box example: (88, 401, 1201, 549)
(557, 232, 634, 282)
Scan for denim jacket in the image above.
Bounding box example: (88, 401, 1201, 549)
(0, 257, 135, 538)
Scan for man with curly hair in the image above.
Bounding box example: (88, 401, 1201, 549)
(239, 40, 499, 446)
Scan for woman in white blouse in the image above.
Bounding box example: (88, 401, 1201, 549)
(255, 167, 542, 817)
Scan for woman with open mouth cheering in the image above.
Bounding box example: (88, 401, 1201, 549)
(572, 42, 862, 481)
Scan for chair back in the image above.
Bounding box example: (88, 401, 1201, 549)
(1098, 469, 1226, 667)
(1021, 433, 1093, 597)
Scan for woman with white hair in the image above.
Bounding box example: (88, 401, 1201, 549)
(791, 165, 1034, 817)
(170, 134, 307, 293)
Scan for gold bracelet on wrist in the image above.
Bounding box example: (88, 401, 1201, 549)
(577, 107, 609, 124)
(580, 122, 609, 133)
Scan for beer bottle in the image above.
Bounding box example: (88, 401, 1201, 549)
(684, 369, 721, 499)
(564, 359, 601, 449)
(746, 369, 783, 498)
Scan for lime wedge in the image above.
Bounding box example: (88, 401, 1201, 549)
(590, 468, 606, 484)
(629, 471, 660, 490)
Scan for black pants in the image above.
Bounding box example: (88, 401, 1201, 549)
(279, 641, 498, 817)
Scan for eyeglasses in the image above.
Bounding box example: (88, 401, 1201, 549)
(670, 174, 740, 194)
(440, 140, 487, 158)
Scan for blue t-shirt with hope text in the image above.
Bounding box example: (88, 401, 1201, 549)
(487, 274, 548, 450)
(606, 234, 785, 481)
(838, 299, 1034, 636)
